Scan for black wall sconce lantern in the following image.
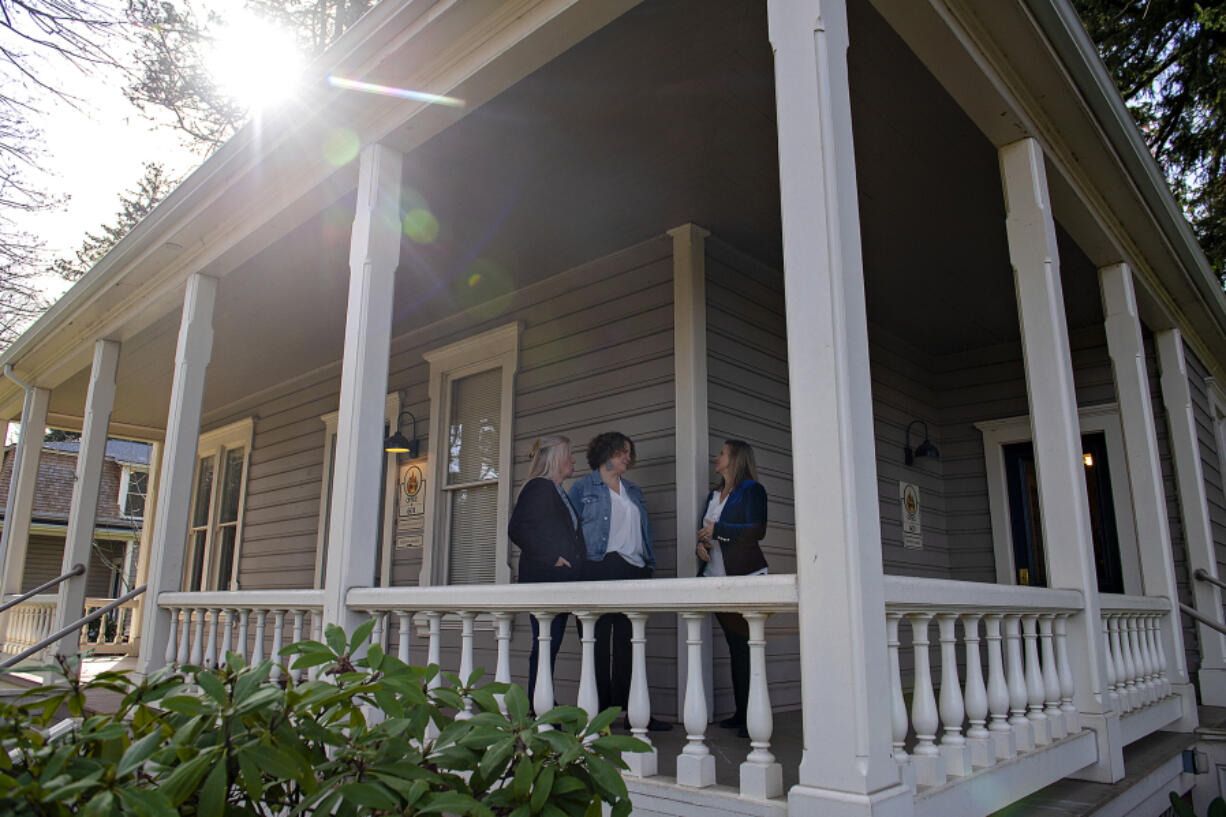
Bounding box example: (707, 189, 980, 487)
(903, 420, 939, 466)
(384, 410, 420, 458)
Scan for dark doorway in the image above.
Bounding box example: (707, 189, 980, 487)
(1002, 432, 1124, 593)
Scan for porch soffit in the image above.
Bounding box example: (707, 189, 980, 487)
(0, 0, 646, 421)
(867, 0, 1226, 383)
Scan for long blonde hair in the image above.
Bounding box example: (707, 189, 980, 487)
(526, 435, 572, 484)
(716, 439, 759, 492)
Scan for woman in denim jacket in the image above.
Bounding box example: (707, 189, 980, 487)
(569, 431, 671, 731)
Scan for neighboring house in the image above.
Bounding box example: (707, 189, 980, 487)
(1, 1, 1225, 815)
(0, 439, 150, 654)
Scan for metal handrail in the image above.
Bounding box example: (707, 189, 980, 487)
(0, 564, 85, 616)
(1180, 602, 1226, 637)
(1194, 568, 1226, 593)
(0, 585, 146, 671)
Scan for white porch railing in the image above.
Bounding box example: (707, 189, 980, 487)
(158, 590, 325, 681)
(883, 576, 1092, 802)
(82, 596, 141, 654)
(1099, 593, 1180, 745)
(348, 575, 799, 800)
(1, 594, 56, 655)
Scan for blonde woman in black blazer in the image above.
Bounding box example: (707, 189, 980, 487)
(508, 435, 584, 700)
(696, 440, 767, 737)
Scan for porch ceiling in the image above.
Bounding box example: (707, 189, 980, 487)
(42, 0, 1104, 431)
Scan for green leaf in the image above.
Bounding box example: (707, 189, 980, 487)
(585, 756, 626, 801)
(1209, 797, 1226, 817)
(116, 786, 178, 817)
(478, 736, 515, 781)
(161, 695, 210, 716)
(418, 791, 493, 817)
(249, 743, 301, 780)
(505, 684, 530, 722)
(159, 749, 215, 806)
(610, 796, 632, 817)
(238, 749, 263, 802)
(235, 686, 282, 715)
(339, 781, 399, 810)
(513, 757, 535, 800)
(592, 734, 651, 753)
(531, 765, 555, 814)
(198, 757, 227, 817)
(116, 730, 164, 778)
(81, 790, 116, 817)
(584, 707, 620, 736)
(195, 671, 228, 705)
(45, 773, 102, 802)
(348, 618, 376, 652)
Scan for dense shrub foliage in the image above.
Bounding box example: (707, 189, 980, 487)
(0, 620, 646, 816)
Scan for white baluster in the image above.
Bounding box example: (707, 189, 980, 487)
(962, 614, 992, 768)
(1102, 614, 1120, 714)
(424, 611, 441, 740)
(371, 611, 387, 654)
(1108, 615, 1131, 712)
(187, 603, 204, 662)
(397, 612, 412, 663)
(307, 613, 323, 682)
(1151, 615, 1170, 697)
(984, 613, 1016, 760)
(624, 611, 657, 778)
(886, 613, 909, 763)
(177, 607, 192, 665)
(575, 612, 599, 723)
(237, 610, 250, 662)
(291, 610, 305, 683)
(164, 607, 179, 666)
(908, 612, 944, 786)
(1003, 614, 1033, 751)
(1021, 614, 1050, 745)
(203, 609, 219, 669)
(1120, 615, 1139, 708)
(456, 611, 475, 719)
(492, 612, 512, 716)
(1137, 614, 1156, 702)
(676, 612, 715, 787)
(1039, 614, 1064, 739)
(252, 610, 267, 663)
(1055, 614, 1078, 732)
(938, 613, 971, 776)
(220, 610, 234, 666)
(530, 611, 556, 726)
(740, 612, 782, 799)
(270, 610, 286, 681)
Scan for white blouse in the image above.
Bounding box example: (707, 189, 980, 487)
(606, 481, 646, 567)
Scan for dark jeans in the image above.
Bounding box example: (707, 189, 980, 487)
(528, 612, 572, 704)
(581, 553, 651, 710)
(716, 612, 750, 723)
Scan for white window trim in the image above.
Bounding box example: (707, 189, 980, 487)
(419, 321, 520, 586)
(314, 393, 401, 589)
(185, 418, 254, 592)
(118, 465, 149, 519)
(975, 403, 1141, 594)
(1205, 377, 1226, 508)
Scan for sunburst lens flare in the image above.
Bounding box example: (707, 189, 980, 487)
(322, 129, 361, 166)
(328, 76, 465, 108)
(208, 11, 303, 109)
(404, 209, 440, 243)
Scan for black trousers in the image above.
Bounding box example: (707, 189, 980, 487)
(716, 612, 750, 722)
(581, 553, 651, 711)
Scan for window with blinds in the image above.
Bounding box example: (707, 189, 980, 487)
(182, 419, 253, 593)
(444, 368, 501, 584)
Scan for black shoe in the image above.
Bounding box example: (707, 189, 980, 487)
(719, 716, 745, 730)
(623, 716, 674, 732)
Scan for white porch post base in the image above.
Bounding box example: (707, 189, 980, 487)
(624, 749, 658, 779)
(787, 782, 913, 817)
(1013, 720, 1035, 753)
(967, 736, 994, 769)
(1172, 682, 1199, 732)
(941, 744, 972, 778)
(911, 755, 944, 788)
(740, 760, 783, 801)
(1200, 668, 1226, 707)
(1067, 710, 1125, 783)
(676, 754, 716, 789)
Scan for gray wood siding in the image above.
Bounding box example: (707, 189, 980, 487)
(20, 534, 130, 597)
(704, 238, 799, 716)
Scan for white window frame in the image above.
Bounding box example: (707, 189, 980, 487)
(1205, 377, 1226, 507)
(118, 465, 149, 519)
(419, 322, 519, 586)
(314, 393, 401, 589)
(976, 403, 1141, 594)
(184, 418, 254, 592)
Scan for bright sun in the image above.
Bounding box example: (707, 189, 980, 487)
(207, 11, 304, 110)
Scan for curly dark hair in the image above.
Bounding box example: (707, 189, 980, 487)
(586, 431, 636, 471)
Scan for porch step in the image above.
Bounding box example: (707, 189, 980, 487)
(990, 729, 1197, 817)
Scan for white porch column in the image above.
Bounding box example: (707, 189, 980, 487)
(52, 339, 120, 659)
(0, 387, 50, 602)
(768, 0, 910, 813)
(1156, 327, 1226, 704)
(137, 274, 218, 674)
(127, 441, 162, 644)
(1100, 264, 1197, 726)
(1000, 138, 1120, 782)
(671, 222, 715, 718)
(322, 144, 402, 632)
